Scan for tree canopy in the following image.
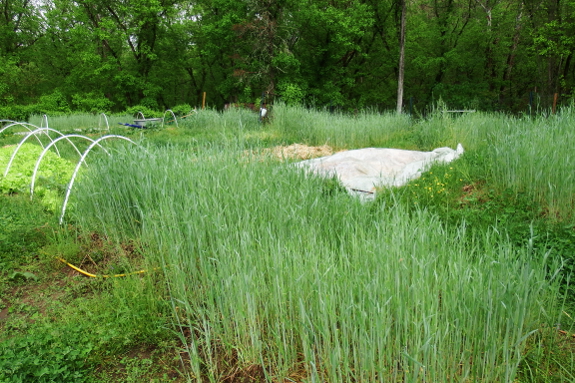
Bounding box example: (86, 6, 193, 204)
(0, 0, 573, 113)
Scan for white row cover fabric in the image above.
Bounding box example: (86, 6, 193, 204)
(296, 144, 464, 198)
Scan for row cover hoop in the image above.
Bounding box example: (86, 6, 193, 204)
(2, 127, 75, 177)
(59, 135, 142, 224)
(30, 134, 108, 198)
(99, 113, 110, 131)
(41, 114, 48, 129)
(0, 122, 60, 157)
(162, 109, 178, 128)
(1, 121, 142, 225)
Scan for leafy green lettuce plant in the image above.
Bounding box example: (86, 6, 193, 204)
(0, 143, 75, 211)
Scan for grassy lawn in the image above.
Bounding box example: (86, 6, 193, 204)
(1, 105, 574, 382)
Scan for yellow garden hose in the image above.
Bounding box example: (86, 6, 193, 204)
(56, 256, 149, 278)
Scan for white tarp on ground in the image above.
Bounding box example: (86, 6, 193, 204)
(296, 144, 464, 198)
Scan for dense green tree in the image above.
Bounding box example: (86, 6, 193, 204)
(0, 0, 44, 105)
(0, 0, 573, 113)
(532, 0, 575, 97)
(38, 0, 181, 110)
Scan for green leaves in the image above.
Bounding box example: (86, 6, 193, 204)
(0, 0, 573, 112)
(8, 272, 38, 282)
(0, 143, 74, 195)
(533, 19, 575, 57)
(0, 193, 56, 271)
(0, 323, 94, 383)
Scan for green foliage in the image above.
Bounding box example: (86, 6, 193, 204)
(0, 323, 93, 383)
(277, 83, 305, 105)
(34, 91, 72, 115)
(71, 92, 114, 114)
(69, 142, 567, 382)
(1, 0, 574, 112)
(272, 104, 413, 149)
(400, 164, 464, 207)
(1, 107, 574, 382)
(0, 194, 56, 271)
(0, 275, 170, 383)
(169, 104, 193, 116)
(0, 105, 33, 122)
(26, 113, 134, 133)
(0, 143, 75, 211)
(0, 56, 19, 106)
(124, 105, 162, 119)
(377, 154, 575, 288)
(9, 271, 38, 282)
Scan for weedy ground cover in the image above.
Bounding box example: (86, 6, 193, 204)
(0, 262, 181, 383)
(0, 195, 56, 273)
(0, 197, 183, 382)
(0, 104, 574, 382)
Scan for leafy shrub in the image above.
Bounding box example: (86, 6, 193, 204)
(71, 92, 114, 114)
(35, 91, 72, 115)
(0, 102, 81, 122)
(277, 82, 305, 106)
(124, 105, 161, 118)
(170, 104, 193, 116)
(0, 105, 35, 122)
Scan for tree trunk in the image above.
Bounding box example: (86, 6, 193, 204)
(500, 7, 523, 103)
(396, 0, 406, 114)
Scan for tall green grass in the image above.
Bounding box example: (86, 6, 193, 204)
(486, 109, 575, 220)
(28, 113, 135, 132)
(405, 107, 575, 221)
(272, 104, 415, 149)
(71, 144, 567, 382)
(37, 104, 575, 224)
(179, 107, 262, 132)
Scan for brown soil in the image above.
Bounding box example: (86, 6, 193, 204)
(67, 232, 143, 277)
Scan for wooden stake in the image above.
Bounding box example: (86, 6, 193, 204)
(552, 93, 558, 114)
(202, 92, 206, 109)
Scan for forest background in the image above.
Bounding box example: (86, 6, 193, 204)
(1, 0, 574, 117)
